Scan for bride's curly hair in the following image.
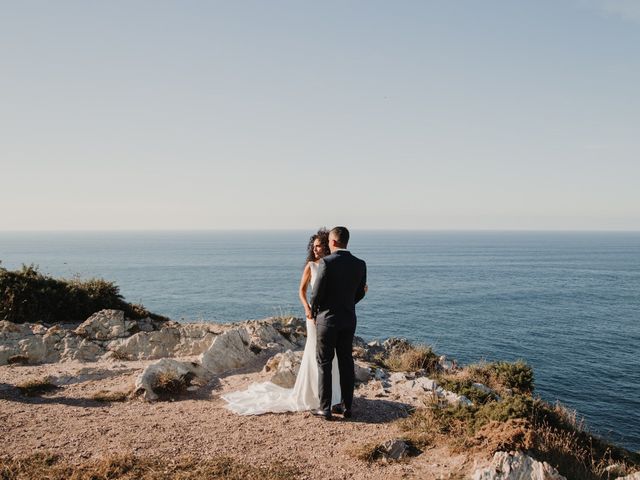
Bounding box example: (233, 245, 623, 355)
(306, 228, 331, 263)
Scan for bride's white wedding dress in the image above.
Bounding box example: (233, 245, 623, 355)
(222, 262, 341, 415)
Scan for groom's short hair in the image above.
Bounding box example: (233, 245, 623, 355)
(330, 226, 350, 247)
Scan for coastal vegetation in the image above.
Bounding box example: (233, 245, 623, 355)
(0, 264, 167, 324)
(397, 359, 640, 480)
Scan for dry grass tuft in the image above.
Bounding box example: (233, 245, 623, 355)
(383, 344, 439, 373)
(0, 452, 301, 480)
(16, 377, 58, 396)
(349, 442, 383, 463)
(91, 390, 130, 402)
(7, 354, 29, 365)
(471, 419, 535, 454)
(153, 371, 193, 400)
(348, 439, 422, 464)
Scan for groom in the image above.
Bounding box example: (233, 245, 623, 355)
(310, 226, 367, 420)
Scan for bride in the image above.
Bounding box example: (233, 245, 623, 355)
(221, 229, 341, 415)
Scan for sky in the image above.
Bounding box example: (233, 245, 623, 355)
(1, 0, 639, 231)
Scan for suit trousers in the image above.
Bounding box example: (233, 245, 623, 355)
(316, 322, 356, 412)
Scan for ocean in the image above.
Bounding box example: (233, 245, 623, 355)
(1, 230, 638, 451)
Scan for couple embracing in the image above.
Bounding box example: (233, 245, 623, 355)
(223, 226, 367, 420)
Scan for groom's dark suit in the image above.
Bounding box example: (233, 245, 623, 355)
(310, 249, 367, 414)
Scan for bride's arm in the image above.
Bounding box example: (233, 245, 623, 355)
(298, 263, 313, 319)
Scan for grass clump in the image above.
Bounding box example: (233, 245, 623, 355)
(0, 264, 168, 324)
(152, 371, 194, 400)
(349, 439, 421, 464)
(7, 354, 29, 365)
(0, 452, 301, 479)
(91, 390, 130, 403)
(16, 377, 59, 396)
(382, 343, 439, 373)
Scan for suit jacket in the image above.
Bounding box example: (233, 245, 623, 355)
(310, 250, 367, 328)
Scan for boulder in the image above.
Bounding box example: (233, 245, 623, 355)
(389, 372, 407, 384)
(106, 327, 181, 360)
(174, 323, 221, 356)
(134, 358, 211, 401)
(618, 473, 640, 480)
(62, 337, 104, 362)
(74, 310, 136, 340)
(246, 322, 298, 351)
(200, 328, 257, 374)
(471, 451, 566, 480)
(17, 336, 51, 363)
(378, 439, 409, 461)
(354, 361, 372, 383)
(265, 350, 303, 388)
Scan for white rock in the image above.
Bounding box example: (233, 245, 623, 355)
(389, 372, 407, 384)
(618, 473, 640, 480)
(471, 451, 566, 480)
(200, 328, 256, 374)
(247, 322, 297, 350)
(67, 338, 104, 362)
(412, 377, 438, 391)
(18, 336, 49, 363)
(74, 310, 134, 340)
(134, 358, 211, 401)
(438, 389, 472, 406)
(107, 327, 180, 360)
(265, 350, 303, 388)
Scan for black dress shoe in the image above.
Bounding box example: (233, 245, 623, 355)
(331, 404, 344, 414)
(311, 409, 332, 420)
(343, 409, 352, 419)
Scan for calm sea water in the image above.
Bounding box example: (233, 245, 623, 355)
(1, 231, 638, 451)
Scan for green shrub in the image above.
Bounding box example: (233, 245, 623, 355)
(399, 392, 640, 480)
(0, 264, 167, 324)
(438, 378, 498, 406)
(475, 394, 534, 430)
(489, 360, 534, 394)
(463, 360, 534, 395)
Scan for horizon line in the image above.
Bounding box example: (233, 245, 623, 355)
(1, 228, 639, 233)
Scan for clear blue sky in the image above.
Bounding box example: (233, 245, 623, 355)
(1, 1, 638, 230)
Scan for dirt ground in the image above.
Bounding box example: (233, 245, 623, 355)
(0, 358, 476, 479)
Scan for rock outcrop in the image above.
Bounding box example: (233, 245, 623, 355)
(132, 317, 307, 400)
(263, 350, 304, 388)
(471, 451, 566, 480)
(0, 310, 305, 366)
